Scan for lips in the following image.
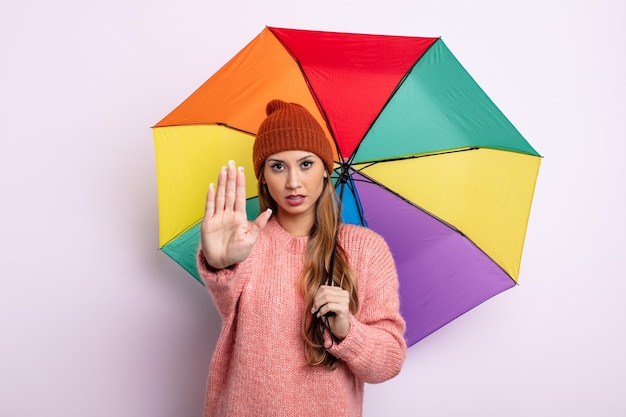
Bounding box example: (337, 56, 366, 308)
(286, 194, 305, 206)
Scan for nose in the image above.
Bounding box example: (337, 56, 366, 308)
(286, 169, 301, 189)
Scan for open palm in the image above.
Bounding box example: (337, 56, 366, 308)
(200, 161, 271, 269)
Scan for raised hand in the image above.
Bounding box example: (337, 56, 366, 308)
(200, 161, 272, 269)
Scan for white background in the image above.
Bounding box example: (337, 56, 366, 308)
(1, 0, 624, 416)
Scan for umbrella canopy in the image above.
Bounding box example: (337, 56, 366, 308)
(153, 27, 541, 346)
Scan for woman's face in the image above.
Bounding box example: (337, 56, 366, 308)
(262, 150, 327, 229)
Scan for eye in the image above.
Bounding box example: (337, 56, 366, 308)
(301, 160, 313, 169)
(270, 162, 284, 171)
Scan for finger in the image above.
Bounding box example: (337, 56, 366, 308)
(312, 291, 333, 316)
(313, 302, 338, 318)
(318, 300, 347, 318)
(233, 165, 247, 214)
(252, 207, 272, 230)
(240, 209, 271, 250)
(312, 287, 349, 316)
(214, 166, 227, 213)
(316, 300, 340, 315)
(224, 160, 237, 210)
(317, 285, 345, 297)
(204, 183, 215, 219)
(311, 288, 329, 314)
(312, 302, 327, 316)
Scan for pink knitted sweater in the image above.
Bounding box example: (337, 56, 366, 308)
(197, 217, 407, 417)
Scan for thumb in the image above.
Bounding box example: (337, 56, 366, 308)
(252, 208, 272, 231)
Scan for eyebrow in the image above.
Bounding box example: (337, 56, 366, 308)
(267, 154, 315, 163)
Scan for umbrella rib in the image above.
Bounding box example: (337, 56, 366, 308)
(159, 122, 258, 137)
(213, 122, 255, 136)
(351, 147, 480, 168)
(352, 168, 464, 236)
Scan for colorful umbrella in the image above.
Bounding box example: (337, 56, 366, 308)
(152, 27, 541, 346)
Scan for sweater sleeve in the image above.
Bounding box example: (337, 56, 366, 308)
(196, 248, 252, 319)
(327, 229, 407, 384)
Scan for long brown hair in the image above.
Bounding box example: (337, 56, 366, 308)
(257, 164, 359, 370)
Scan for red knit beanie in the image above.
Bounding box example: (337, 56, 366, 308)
(253, 99, 335, 178)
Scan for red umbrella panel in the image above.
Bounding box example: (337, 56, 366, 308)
(153, 27, 541, 346)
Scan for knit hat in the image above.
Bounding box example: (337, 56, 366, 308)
(253, 99, 334, 178)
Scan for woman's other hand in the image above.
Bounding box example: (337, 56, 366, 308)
(311, 285, 351, 340)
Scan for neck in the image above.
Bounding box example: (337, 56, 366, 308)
(275, 210, 314, 237)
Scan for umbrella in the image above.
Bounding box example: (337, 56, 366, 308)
(152, 27, 541, 346)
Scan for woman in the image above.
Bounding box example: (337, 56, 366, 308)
(197, 99, 406, 417)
